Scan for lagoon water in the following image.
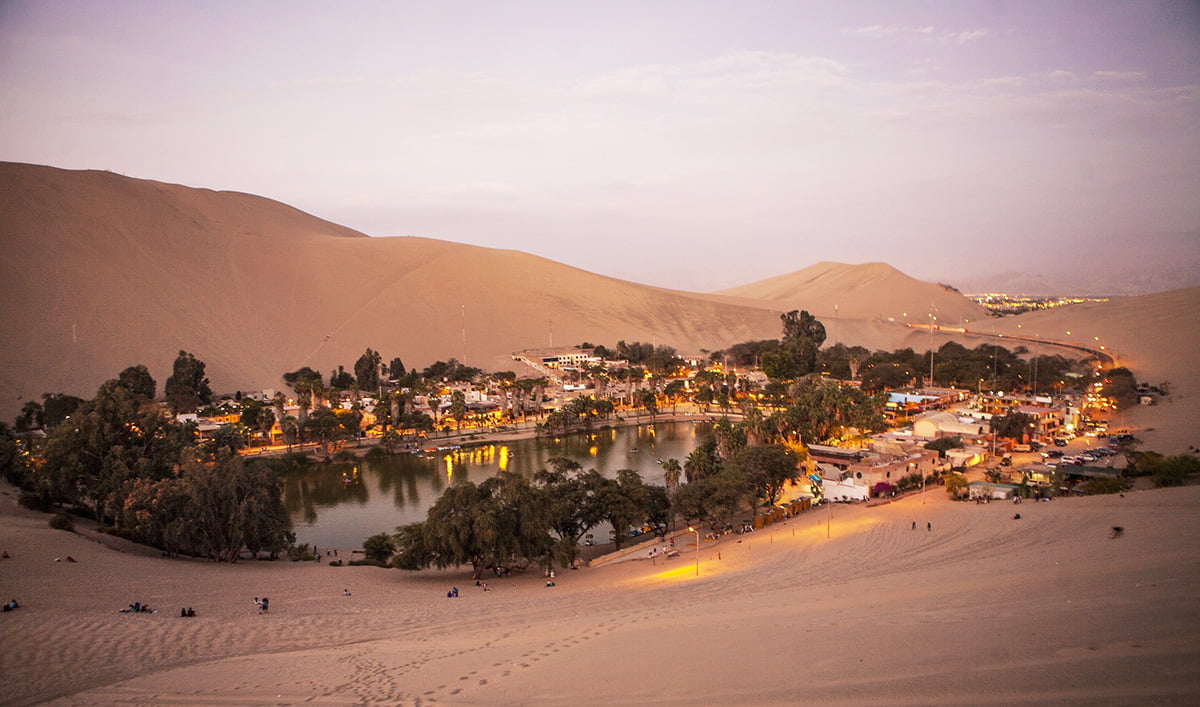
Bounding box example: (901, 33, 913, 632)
(285, 421, 712, 549)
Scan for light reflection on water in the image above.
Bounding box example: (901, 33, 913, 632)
(285, 421, 711, 549)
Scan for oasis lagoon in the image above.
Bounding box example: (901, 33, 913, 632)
(284, 421, 712, 549)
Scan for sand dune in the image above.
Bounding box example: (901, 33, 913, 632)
(2, 481, 1197, 704)
(988, 288, 1200, 455)
(2, 161, 1197, 455)
(716, 260, 990, 325)
(0, 162, 781, 415)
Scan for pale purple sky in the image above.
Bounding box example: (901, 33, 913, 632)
(2, 1, 1198, 293)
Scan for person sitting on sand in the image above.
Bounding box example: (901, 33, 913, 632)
(259, 597, 268, 613)
(2, 599, 18, 612)
(343, 588, 351, 596)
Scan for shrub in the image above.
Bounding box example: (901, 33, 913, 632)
(1077, 476, 1128, 495)
(364, 446, 389, 460)
(924, 436, 963, 457)
(1151, 455, 1200, 488)
(362, 532, 397, 565)
(19, 491, 53, 513)
(49, 511, 74, 531)
(944, 473, 968, 499)
(348, 558, 385, 567)
(287, 543, 315, 562)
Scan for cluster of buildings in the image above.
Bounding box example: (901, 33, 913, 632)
(967, 293, 1110, 315)
(176, 345, 1112, 505)
(806, 384, 1111, 502)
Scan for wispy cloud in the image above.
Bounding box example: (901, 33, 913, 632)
(572, 50, 849, 97)
(270, 76, 368, 90)
(1092, 70, 1146, 81)
(848, 24, 987, 46)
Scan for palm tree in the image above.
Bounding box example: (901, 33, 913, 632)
(662, 458, 682, 499)
(270, 392, 287, 443)
(281, 415, 299, 452)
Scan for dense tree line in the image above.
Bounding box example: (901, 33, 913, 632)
(4, 360, 293, 561)
(714, 311, 1096, 394)
(580, 341, 682, 375)
(374, 438, 805, 577)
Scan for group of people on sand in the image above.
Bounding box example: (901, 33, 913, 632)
(121, 601, 153, 613)
(2, 598, 19, 612)
(911, 521, 932, 531)
(254, 597, 269, 612)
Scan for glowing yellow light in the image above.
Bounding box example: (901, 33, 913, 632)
(498, 445, 509, 471)
(444, 455, 454, 479)
(648, 566, 700, 581)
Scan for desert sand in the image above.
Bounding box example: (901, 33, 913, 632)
(3, 162, 1199, 703)
(2, 477, 1198, 705)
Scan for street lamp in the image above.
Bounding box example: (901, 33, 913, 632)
(687, 526, 700, 576)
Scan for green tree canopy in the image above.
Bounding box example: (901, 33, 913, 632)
(595, 469, 650, 551)
(990, 410, 1035, 440)
(723, 444, 802, 513)
(397, 473, 552, 579)
(40, 380, 193, 524)
(164, 350, 213, 414)
(672, 469, 749, 532)
(117, 364, 157, 401)
(533, 459, 606, 567)
(355, 348, 382, 392)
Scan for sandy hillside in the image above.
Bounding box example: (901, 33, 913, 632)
(1, 480, 1197, 705)
(715, 261, 990, 325)
(0, 162, 782, 416)
(988, 288, 1200, 455)
(2, 161, 1196, 449)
